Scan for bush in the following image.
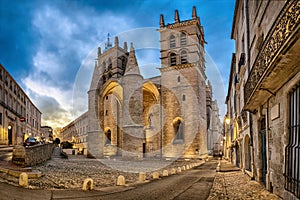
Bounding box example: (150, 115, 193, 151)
(54, 138, 60, 145)
(61, 141, 73, 149)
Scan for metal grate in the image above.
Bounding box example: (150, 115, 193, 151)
(285, 82, 300, 198)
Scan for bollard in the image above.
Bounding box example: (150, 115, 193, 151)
(182, 166, 186, 171)
(171, 168, 176, 175)
(177, 167, 182, 173)
(19, 172, 28, 188)
(162, 170, 169, 177)
(82, 178, 94, 191)
(152, 172, 159, 179)
(117, 175, 126, 186)
(186, 165, 190, 170)
(139, 172, 146, 182)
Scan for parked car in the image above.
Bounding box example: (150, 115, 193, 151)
(23, 137, 39, 147)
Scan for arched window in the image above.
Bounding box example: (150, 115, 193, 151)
(170, 53, 177, 66)
(170, 35, 176, 48)
(108, 58, 112, 70)
(180, 32, 187, 46)
(121, 56, 127, 69)
(180, 50, 187, 64)
(105, 129, 111, 145)
(177, 76, 180, 82)
(102, 62, 106, 72)
(174, 119, 183, 141)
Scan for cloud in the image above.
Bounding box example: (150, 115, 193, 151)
(22, 3, 136, 129)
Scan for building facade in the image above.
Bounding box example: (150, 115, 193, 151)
(60, 112, 88, 151)
(207, 81, 223, 156)
(0, 64, 41, 145)
(87, 7, 212, 159)
(227, 0, 300, 199)
(40, 126, 53, 143)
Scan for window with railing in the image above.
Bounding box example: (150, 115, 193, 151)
(285, 82, 300, 198)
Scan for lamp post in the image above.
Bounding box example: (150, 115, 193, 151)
(224, 115, 231, 160)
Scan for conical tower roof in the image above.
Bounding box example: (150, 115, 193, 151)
(124, 43, 141, 75)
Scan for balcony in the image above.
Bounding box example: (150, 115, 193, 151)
(244, 1, 300, 111)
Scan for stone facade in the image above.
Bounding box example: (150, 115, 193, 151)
(0, 64, 41, 145)
(40, 126, 53, 143)
(227, 0, 300, 199)
(206, 81, 223, 156)
(60, 112, 88, 151)
(85, 7, 215, 159)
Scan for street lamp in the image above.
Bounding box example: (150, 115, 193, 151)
(8, 125, 12, 130)
(225, 117, 231, 125)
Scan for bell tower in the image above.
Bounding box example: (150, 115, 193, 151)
(158, 6, 208, 158)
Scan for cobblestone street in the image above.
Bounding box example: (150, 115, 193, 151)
(0, 157, 283, 199)
(0, 155, 202, 190)
(207, 160, 281, 200)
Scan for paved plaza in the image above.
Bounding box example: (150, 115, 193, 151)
(0, 156, 282, 199)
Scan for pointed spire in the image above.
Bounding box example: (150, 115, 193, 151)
(115, 36, 119, 47)
(124, 43, 140, 75)
(97, 47, 101, 57)
(175, 10, 180, 23)
(160, 14, 165, 28)
(130, 42, 134, 52)
(105, 33, 112, 50)
(94, 60, 98, 68)
(192, 6, 197, 20)
(123, 42, 128, 52)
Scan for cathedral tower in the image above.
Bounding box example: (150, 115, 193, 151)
(158, 6, 208, 158)
(121, 43, 144, 158)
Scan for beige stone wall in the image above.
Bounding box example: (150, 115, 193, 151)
(12, 143, 54, 167)
(251, 72, 300, 198)
(161, 66, 207, 158)
(121, 73, 144, 158)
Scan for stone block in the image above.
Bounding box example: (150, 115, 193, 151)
(82, 178, 94, 191)
(139, 172, 146, 182)
(19, 173, 28, 188)
(152, 172, 159, 179)
(117, 175, 125, 186)
(177, 167, 182, 173)
(162, 170, 168, 177)
(171, 168, 176, 175)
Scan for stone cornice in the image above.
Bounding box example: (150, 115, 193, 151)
(159, 63, 196, 72)
(159, 19, 200, 31)
(244, 0, 300, 106)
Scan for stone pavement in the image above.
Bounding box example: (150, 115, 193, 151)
(207, 159, 281, 200)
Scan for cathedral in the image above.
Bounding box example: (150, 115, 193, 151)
(87, 6, 211, 159)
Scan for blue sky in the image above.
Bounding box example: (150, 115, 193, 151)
(0, 0, 235, 129)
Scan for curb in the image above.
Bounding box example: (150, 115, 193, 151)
(0, 166, 41, 178)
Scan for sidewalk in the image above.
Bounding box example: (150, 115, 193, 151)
(208, 159, 281, 200)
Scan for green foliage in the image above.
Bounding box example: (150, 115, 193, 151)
(61, 141, 73, 149)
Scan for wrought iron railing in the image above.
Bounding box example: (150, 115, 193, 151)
(244, 0, 300, 105)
